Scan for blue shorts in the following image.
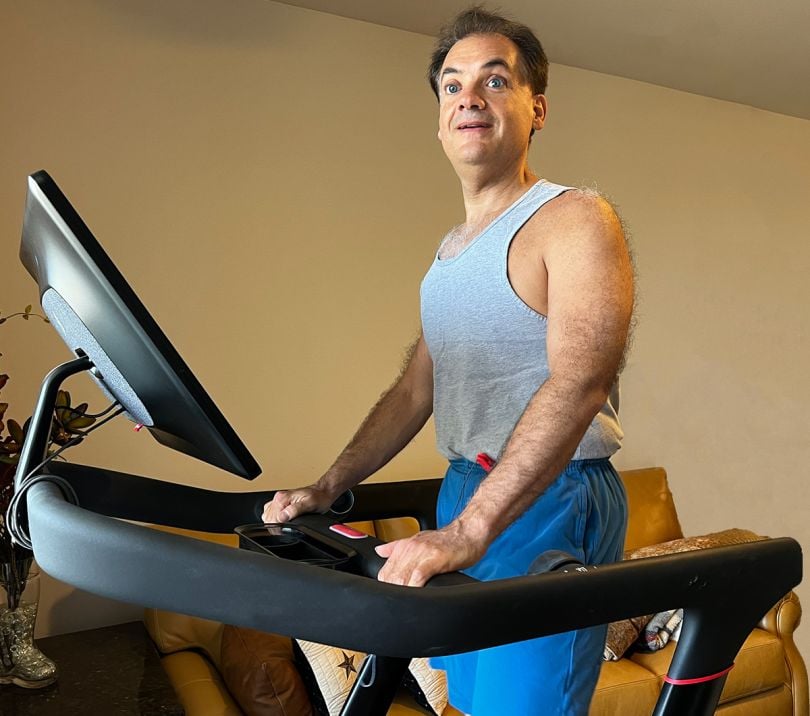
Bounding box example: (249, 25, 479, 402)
(431, 457, 627, 716)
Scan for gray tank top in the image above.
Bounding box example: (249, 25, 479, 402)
(420, 179, 623, 462)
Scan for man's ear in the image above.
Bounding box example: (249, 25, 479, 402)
(532, 94, 548, 132)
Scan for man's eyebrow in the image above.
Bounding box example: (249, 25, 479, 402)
(441, 58, 513, 78)
(482, 58, 511, 72)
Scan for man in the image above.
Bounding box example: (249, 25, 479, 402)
(264, 7, 634, 714)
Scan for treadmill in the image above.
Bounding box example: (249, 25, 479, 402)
(8, 170, 802, 715)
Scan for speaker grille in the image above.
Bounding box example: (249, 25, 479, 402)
(42, 288, 153, 426)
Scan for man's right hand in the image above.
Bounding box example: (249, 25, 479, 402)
(261, 485, 336, 524)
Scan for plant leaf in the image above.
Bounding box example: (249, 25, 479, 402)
(0, 440, 20, 456)
(8, 420, 24, 444)
(66, 416, 95, 432)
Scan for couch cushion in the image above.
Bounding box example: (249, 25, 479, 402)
(220, 625, 314, 716)
(590, 659, 660, 716)
(373, 517, 421, 542)
(716, 685, 794, 715)
(346, 520, 377, 536)
(630, 628, 788, 704)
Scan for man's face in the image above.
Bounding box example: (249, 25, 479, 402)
(436, 33, 546, 171)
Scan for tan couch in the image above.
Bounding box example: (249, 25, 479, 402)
(144, 467, 808, 715)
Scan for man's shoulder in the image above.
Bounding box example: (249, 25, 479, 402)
(542, 186, 619, 226)
(527, 186, 624, 248)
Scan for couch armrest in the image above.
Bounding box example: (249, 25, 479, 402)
(162, 650, 243, 716)
(759, 591, 801, 637)
(145, 608, 226, 671)
(758, 591, 808, 716)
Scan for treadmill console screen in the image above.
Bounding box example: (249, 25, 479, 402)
(19, 170, 261, 478)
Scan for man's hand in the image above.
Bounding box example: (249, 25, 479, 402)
(375, 522, 487, 587)
(262, 485, 335, 524)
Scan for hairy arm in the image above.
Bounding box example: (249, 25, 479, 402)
(263, 334, 434, 522)
(377, 193, 634, 585)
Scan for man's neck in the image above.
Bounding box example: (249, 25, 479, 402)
(459, 164, 540, 227)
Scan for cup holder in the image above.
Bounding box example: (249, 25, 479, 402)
(235, 524, 353, 569)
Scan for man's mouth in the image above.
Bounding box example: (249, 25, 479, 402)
(457, 121, 492, 131)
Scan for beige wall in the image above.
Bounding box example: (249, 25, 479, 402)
(541, 70, 810, 660)
(2, 0, 808, 660)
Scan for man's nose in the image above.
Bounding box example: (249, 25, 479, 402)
(457, 88, 486, 111)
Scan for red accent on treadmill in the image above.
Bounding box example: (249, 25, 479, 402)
(329, 523, 368, 539)
(663, 664, 734, 686)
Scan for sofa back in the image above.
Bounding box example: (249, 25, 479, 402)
(620, 467, 683, 551)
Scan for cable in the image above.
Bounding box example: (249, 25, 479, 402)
(358, 655, 377, 688)
(5, 405, 125, 550)
(24, 405, 124, 478)
(57, 401, 122, 420)
(4, 474, 79, 550)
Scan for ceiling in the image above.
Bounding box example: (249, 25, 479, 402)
(277, 0, 810, 121)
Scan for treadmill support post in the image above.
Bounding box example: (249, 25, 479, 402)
(340, 654, 411, 716)
(654, 677, 728, 716)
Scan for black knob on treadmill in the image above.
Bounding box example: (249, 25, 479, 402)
(528, 550, 584, 575)
(329, 490, 355, 516)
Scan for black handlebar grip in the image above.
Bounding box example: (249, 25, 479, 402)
(528, 550, 584, 574)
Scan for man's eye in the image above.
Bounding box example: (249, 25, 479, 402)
(445, 84, 460, 94)
(487, 77, 505, 89)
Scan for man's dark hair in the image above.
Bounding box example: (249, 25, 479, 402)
(427, 6, 549, 101)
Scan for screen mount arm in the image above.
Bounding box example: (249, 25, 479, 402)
(9, 355, 94, 546)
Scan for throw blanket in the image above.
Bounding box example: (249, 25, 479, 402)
(603, 528, 764, 661)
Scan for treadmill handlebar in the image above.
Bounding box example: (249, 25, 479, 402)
(43, 461, 443, 533)
(27, 479, 802, 671)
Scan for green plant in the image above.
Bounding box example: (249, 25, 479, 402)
(0, 306, 96, 609)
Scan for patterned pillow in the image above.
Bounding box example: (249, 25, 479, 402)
(293, 638, 447, 716)
(603, 528, 764, 661)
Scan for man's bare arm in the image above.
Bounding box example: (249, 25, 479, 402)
(377, 193, 634, 585)
(263, 333, 434, 522)
(459, 194, 633, 543)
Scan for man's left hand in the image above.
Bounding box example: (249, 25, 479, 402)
(375, 523, 486, 587)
